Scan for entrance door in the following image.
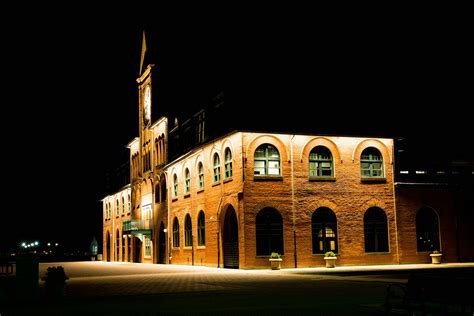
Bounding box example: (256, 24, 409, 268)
(135, 237, 142, 263)
(159, 222, 166, 264)
(223, 207, 239, 269)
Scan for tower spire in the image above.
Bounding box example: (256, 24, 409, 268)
(139, 30, 147, 75)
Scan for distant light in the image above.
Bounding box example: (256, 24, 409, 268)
(55, 243, 59, 246)
(47, 243, 51, 246)
(21, 242, 26, 247)
(436, 171, 445, 174)
(34, 241, 39, 246)
(415, 171, 427, 174)
(400, 171, 409, 174)
(452, 171, 460, 175)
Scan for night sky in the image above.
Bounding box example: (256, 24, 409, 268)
(1, 11, 471, 253)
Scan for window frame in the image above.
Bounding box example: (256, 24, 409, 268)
(184, 168, 191, 194)
(213, 153, 221, 183)
(360, 147, 384, 178)
(309, 146, 334, 178)
(184, 214, 192, 247)
(254, 144, 281, 177)
(197, 162, 204, 190)
(312, 207, 338, 255)
(173, 174, 178, 199)
(224, 148, 233, 179)
(363, 207, 389, 253)
(256, 208, 284, 256)
(197, 211, 206, 246)
(172, 217, 180, 248)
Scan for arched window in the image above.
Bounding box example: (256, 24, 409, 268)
(224, 148, 233, 179)
(254, 144, 280, 176)
(197, 162, 204, 190)
(312, 207, 338, 254)
(416, 207, 440, 252)
(256, 208, 284, 256)
(121, 197, 125, 214)
(361, 147, 384, 178)
(160, 134, 165, 164)
(184, 168, 191, 194)
(213, 153, 221, 182)
(309, 146, 333, 177)
(364, 207, 388, 252)
(155, 184, 160, 203)
(116, 199, 119, 216)
(158, 140, 162, 165)
(198, 211, 205, 246)
(173, 174, 178, 198)
(127, 195, 131, 213)
(185, 214, 192, 247)
(108, 203, 111, 219)
(173, 217, 180, 248)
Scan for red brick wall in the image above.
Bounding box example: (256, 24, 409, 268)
(242, 133, 397, 268)
(166, 133, 244, 267)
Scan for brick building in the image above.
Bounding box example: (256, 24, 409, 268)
(102, 62, 473, 268)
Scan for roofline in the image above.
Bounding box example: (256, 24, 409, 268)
(150, 116, 167, 129)
(100, 184, 131, 202)
(235, 128, 398, 140)
(126, 137, 139, 148)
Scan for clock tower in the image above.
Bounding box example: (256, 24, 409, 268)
(136, 64, 154, 175)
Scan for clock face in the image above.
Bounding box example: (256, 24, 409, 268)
(143, 85, 151, 126)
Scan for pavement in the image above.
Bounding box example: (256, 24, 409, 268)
(1, 261, 473, 315)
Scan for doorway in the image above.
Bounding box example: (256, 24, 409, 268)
(223, 206, 239, 268)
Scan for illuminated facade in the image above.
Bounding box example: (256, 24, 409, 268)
(102, 64, 473, 268)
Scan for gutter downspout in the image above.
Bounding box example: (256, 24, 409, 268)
(166, 171, 171, 264)
(215, 144, 223, 268)
(216, 195, 223, 268)
(392, 143, 400, 264)
(290, 135, 297, 268)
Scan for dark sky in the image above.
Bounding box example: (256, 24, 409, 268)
(1, 13, 223, 252)
(1, 11, 471, 252)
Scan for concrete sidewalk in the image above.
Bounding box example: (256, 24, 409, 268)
(279, 262, 474, 274)
(2, 261, 473, 315)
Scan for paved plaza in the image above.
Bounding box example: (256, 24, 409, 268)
(2, 261, 474, 315)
